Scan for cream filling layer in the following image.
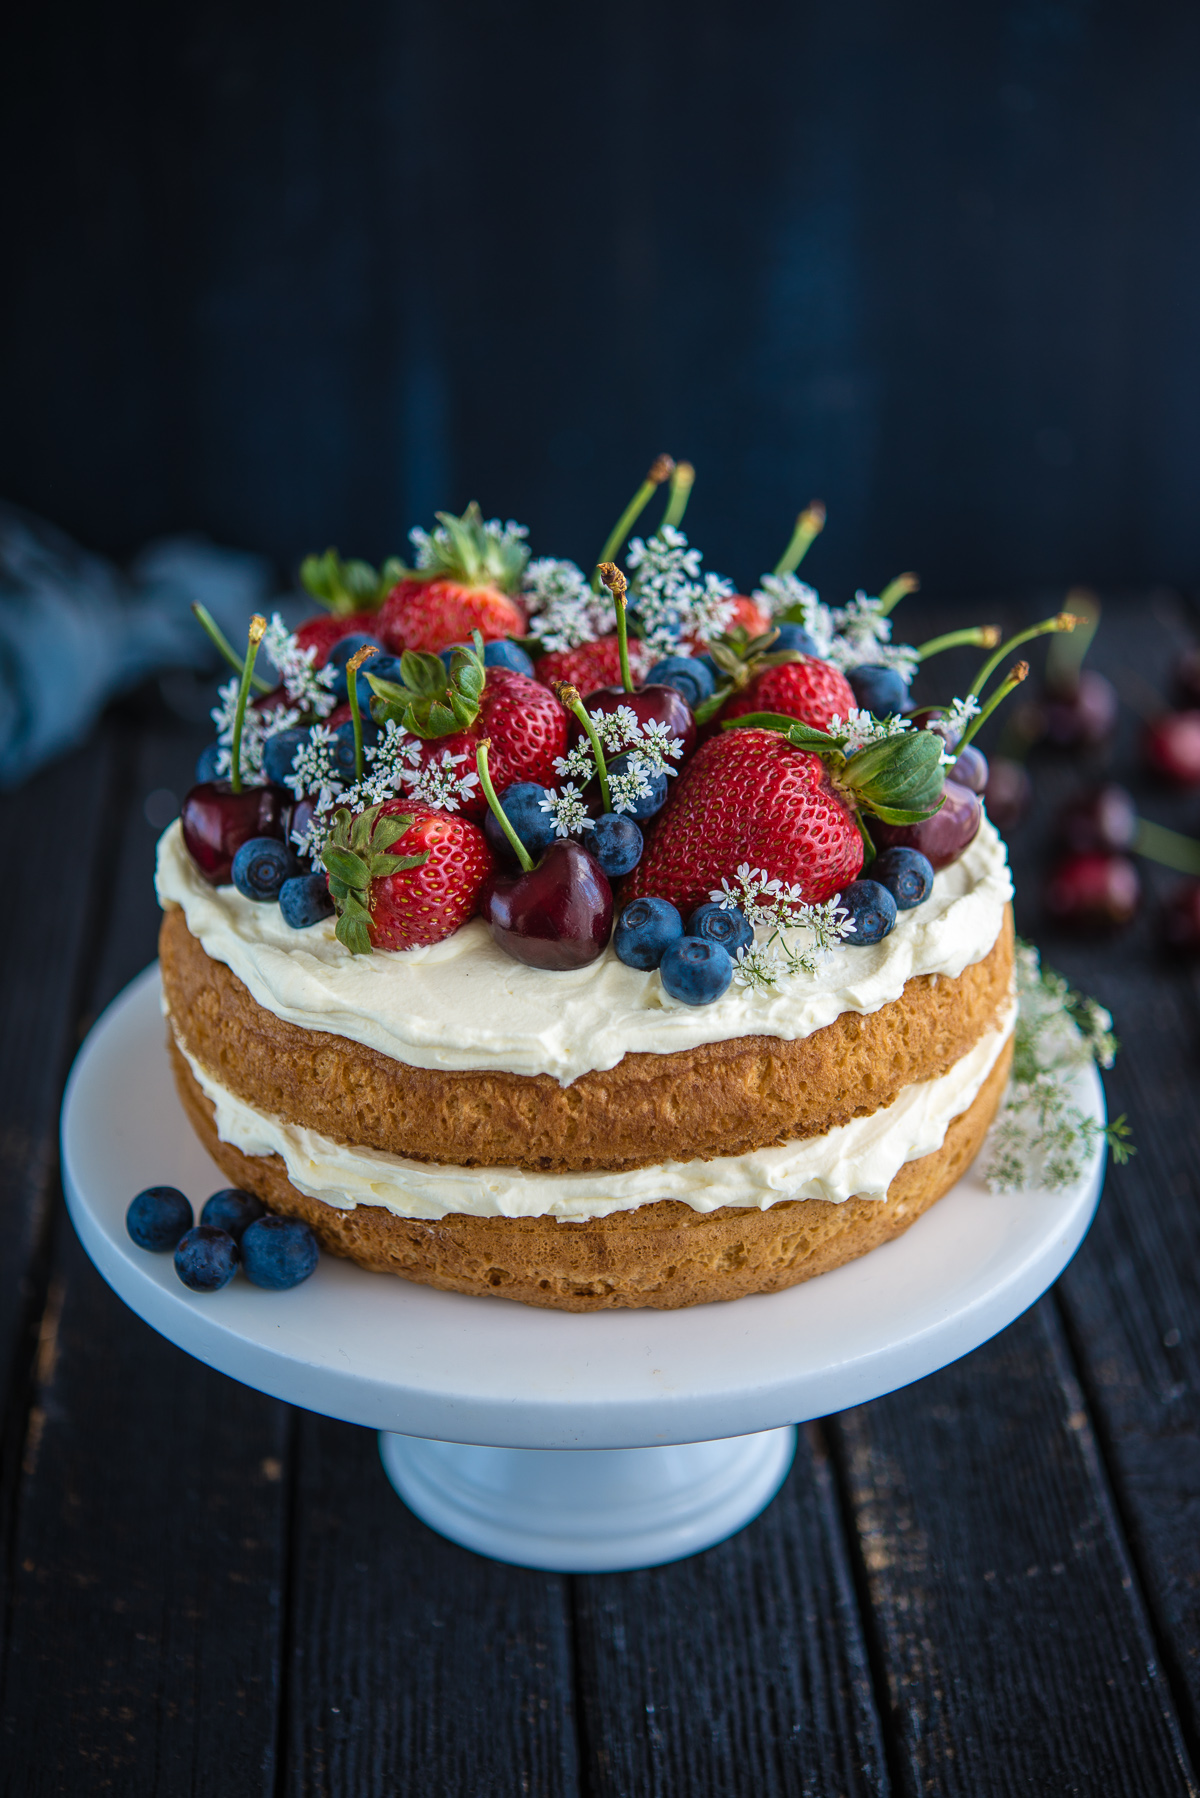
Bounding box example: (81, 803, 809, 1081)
(156, 816, 1013, 1085)
(175, 1008, 1015, 1224)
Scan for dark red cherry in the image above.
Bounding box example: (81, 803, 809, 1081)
(1040, 670, 1118, 747)
(1143, 711, 1200, 786)
(1044, 851, 1139, 927)
(947, 744, 988, 793)
(579, 684, 697, 762)
(1057, 784, 1137, 854)
(871, 779, 982, 871)
(180, 781, 290, 885)
(288, 794, 319, 864)
(983, 756, 1032, 831)
(480, 839, 613, 970)
(1161, 879, 1200, 952)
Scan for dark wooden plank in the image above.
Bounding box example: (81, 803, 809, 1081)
(283, 1413, 580, 1798)
(829, 1300, 1196, 1796)
(571, 1426, 887, 1798)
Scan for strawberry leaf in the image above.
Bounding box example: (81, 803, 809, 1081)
(324, 846, 371, 890)
(369, 635, 487, 740)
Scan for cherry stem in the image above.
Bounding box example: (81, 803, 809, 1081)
(229, 615, 266, 795)
(877, 572, 919, 616)
(556, 683, 611, 811)
(956, 661, 1029, 751)
(592, 455, 675, 592)
(599, 563, 636, 693)
(1133, 817, 1200, 877)
(916, 625, 1001, 662)
(476, 740, 534, 873)
(659, 461, 695, 532)
(191, 602, 273, 693)
(346, 644, 379, 781)
(772, 502, 826, 577)
(969, 613, 1078, 698)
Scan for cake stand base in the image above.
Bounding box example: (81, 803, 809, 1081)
(378, 1426, 797, 1571)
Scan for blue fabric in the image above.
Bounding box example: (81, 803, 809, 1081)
(0, 504, 281, 788)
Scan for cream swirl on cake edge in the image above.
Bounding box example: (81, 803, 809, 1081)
(155, 817, 1012, 1085)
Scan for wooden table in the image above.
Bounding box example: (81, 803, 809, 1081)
(2, 596, 1199, 1796)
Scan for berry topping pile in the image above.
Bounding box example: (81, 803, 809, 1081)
(126, 1184, 319, 1293)
(173, 461, 1039, 984)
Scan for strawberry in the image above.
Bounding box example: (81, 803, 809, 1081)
(294, 611, 381, 668)
(322, 799, 493, 953)
(723, 658, 856, 733)
(533, 634, 651, 694)
(623, 728, 864, 915)
(378, 504, 529, 654)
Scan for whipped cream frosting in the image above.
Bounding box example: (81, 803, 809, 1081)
(156, 817, 1011, 1085)
(176, 1012, 1013, 1222)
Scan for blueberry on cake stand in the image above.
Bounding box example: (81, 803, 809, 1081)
(61, 965, 1105, 1574)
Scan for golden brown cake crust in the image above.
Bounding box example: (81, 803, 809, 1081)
(170, 1033, 1011, 1311)
(159, 906, 1013, 1174)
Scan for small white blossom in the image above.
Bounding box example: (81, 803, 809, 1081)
(400, 749, 480, 813)
(553, 740, 601, 786)
(364, 718, 424, 780)
(626, 527, 737, 652)
(588, 705, 642, 753)
(608, 760, 656, 815)
(825, 709, 915, 756)
(260, 612, 338, 718)
(286, 722, 342, 807)
(752, 575, 836, 657)
(210, 676, 272, 782)
(732, 941, 789, 991)
(710, 865, 855, 985)
(554, 708, 684, 814)
(537, 785, 595, 837)
(523, 559, 612, 652)
(822, 592, 919, 682)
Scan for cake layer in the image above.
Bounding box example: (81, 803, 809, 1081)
(171, 1034, 1013, 1311)
(155, 816, 1013, 1083)
(173, 1012, 1014, 1221)
(161, 906, 1014, 1173)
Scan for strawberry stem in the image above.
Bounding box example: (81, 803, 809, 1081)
(191, 602, 273, 693)
(1133, 817, 1200, 876)
(956, 661, 1029, 749)
(555, 683, 611, 811)
(476, 740, 534, 873)
(659, 461, 695, 531)
(969, 613, 1077, 698)
(346, 644, 379, 781)
(229, 615, 266, 795)
(916, 624, 1001, 662)
(599, 563, 636, 693)
(877, 572, 919, 616)
(592, 456, 675, 592)
(772, 502, 826, 577)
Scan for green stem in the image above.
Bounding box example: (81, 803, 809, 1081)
(955, 662, 1028, 751)
(192, 602, 273, 693)
(916, 625, 1002, 662)
(969, 613, 1077, 698)
(772, 502, 826, 577)
(877, 572, 919, 616)
(476, 741, 534, 871)
(556, 684, 611, 810)
(1134, 818, 1200, 876)
(659, 461, 695, 531)
(598, 563, 637, 693)
(229, 615, 266, 795)
(346, 645, 379, 781)
(592, 456, 675, 592)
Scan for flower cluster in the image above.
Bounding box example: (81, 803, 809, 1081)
(537, 704, 685, 835)
(824, 592, 919, 682)
(824, 709, 915, 756)
(709, 863, 856, 989)
(752, 574, 834, 651)
(209, 615, 338, 784)
(523, 559, 613, 653)
(626, 527, 738, 652)
(288, 717, 482, 862)
(985, 943, 1132, 1192)
(260, 613, 338, 718)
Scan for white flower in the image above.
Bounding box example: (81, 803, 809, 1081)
(825, 709, 915, 755)
(523, 559, 612, 653)
(555, 708, 684, 809)
(400, 749, 480, 813)
(709, 865, 855, 984)
(537, 785, 594, 837)
(286, 722, 342, 807)
(752, 575, 835, 657)
(626, 527, 737, 653)
(260, 612, 338, 718)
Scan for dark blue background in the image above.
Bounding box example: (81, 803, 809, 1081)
(4, 0, 1199, 600)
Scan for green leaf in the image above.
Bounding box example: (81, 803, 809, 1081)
(368, 851, 429, 879)
(323, 846, 370, 890)
(371, 818, 410, 851)
(400, 650, 449, 696)
(335, 911, 373, 955)
(861, 800, 945, 826)
(723, 711, 841, 750)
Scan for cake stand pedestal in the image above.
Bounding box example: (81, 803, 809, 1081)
(61, 966, 1105, 1574)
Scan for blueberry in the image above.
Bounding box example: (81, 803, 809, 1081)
(483, 639, 535, 676)
(608, 751, 669, 819)
(645, 655, 715, 710)
(660, 936, 734, 1005)
(195, 742, 222, 783)
(366, 653, 404, 686)
(772, 623, 821, 656)
(232, 835, 299, 901)
(484, 782, 559, 862)
(839, 879, 898, 944)
(328, 633, 385, 705)
(686, 901, 754, 954)
(847, 665, 910, 718)
(174, 1224, 239, 1293)
(126, 1185, 193, 1251)
(614, 896, 683, 969)
(695, 654, 721, 686)
(261, 725, 311, 787)
(589, 813, 644, 878)
(200, 1187, 267, 1242)
(279, 872, 335, 928)
(331, 717, 380, 783)
(872, 847, 935, 911)
(241, 1215, 320, 1290)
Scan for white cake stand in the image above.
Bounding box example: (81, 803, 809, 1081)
(61, 965, 1105, 1573)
